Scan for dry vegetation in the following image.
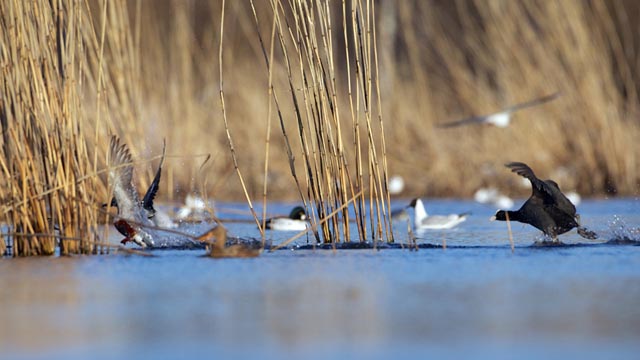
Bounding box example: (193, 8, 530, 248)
(2, 1, 640, 252)
(79, 0, 638, 201)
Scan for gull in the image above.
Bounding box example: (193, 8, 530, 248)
(491, 162, 597, 242)
(408, 198, 469, 230)
(474, 187, 514, 209)
(437, 92, 561, 128)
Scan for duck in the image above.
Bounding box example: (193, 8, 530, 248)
(197, 225, 262, 258)
(107, 139, 177, 229)
(108, 136, 155, 247)
(408, 198, 469, 230)
(264, 206, 308, 231)
(491, 162, 597, 242)
(437, 92, 560, 128)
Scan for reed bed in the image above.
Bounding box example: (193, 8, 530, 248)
(0, 0, 105, 256)
(3, 1, 640, 255)
(71, 0, 638, 201)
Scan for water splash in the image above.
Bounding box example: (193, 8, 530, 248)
(607, 215, 640, 244)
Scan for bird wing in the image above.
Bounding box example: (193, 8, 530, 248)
(508, 92, 561, 112)
(505, 162, 556, 202)
(543, 179, 577, 216)
(142, 139, 166, 216)
(436, 92, 561, 128)
(108, 136, 141, 219)
(436, 114, 490, 128)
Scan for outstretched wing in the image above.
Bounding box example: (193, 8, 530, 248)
(436, 114, 489, 128)
(108, 136, 141, 219)
(437, 92, 561, 128)
(142, 138, 166, 216)
(509, 92, 561, 112)
(505, 162, 556, 202)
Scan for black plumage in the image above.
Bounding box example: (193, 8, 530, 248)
(493, 162, 597, 241)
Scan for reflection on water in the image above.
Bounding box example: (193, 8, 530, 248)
(1, 199, 639, 359)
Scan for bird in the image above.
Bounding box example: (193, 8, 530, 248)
(197, 225, 262, 258)
(390, 207, 410, 222)
(388, 175, 405, 195)
(108, 136, 155, 248)
(107, 139, 177, 229)
(491, 162, 597, 242)
(264, 206, 308, 231)
(474, 187, 514, 209)
(175, 194, 216, 222)
(436, 92, 561, 128)
(408, 198, 469, 230)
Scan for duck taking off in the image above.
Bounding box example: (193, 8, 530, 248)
(108, 136, 155, 247)
(265, 206, 308, 231)
(408, 198, 469, 230)
(491, 162, 597, 242)
(437, 92, 560, 128)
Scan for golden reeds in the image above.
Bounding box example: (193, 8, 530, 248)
(3, 1, 640, 257)
(249, 0, 391, 244)
(62, 0, 638, 202)
(0, 0, 103, 256)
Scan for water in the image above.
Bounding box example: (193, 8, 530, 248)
(1, 198, 639, 359)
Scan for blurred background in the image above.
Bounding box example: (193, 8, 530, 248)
(6, 0, 640, 202)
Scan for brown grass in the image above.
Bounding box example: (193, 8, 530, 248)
(71, 0, 637, 201)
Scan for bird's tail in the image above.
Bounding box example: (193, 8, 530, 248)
(577, 226, 598, 240)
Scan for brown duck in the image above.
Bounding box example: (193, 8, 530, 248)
(197, 225, 262, 258)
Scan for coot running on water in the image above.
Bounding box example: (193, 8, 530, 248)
(491, 162, 597, 242)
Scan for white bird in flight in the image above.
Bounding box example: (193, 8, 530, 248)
(437, 92, 561, 128)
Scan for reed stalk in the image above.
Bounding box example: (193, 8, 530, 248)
(258, 0, 391, 244)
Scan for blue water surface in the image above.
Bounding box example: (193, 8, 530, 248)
(1, 198, 639, 360)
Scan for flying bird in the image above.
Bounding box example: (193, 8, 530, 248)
(107, 139, 176, 229)
(108, 136, 155, 247)
(437, 92, 561, 128)
(491, 162, 597, 242)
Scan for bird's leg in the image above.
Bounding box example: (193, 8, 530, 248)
(120, 237, 132, 245)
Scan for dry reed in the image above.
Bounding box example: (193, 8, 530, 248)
(3, 1, 640, 256)
(0, 0, 104, 256)
(61, 1, 638, 202)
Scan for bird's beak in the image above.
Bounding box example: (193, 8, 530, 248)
(489, 216, 496, 221)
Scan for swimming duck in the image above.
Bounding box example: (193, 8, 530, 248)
(491, 162, 597, 242)
(264, 206, 308, 231)
(437, 92, 560, 128)
(408, 198, 469, 230)
(108, 136, 155, 247)
(197, 225, 262, 258)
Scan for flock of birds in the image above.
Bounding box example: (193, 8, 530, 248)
(107, 92, 599, 255)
